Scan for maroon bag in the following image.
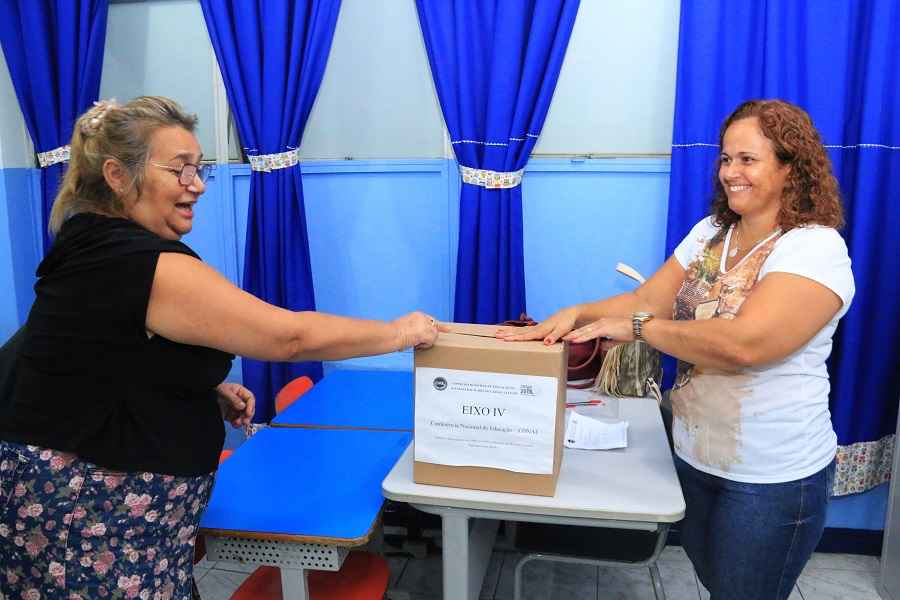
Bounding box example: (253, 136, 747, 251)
(500, 314, 604, 389)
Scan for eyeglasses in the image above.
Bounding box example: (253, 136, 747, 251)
(151, 162, 210, 186)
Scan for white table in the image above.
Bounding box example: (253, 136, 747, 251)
(382, 397, 685, 600)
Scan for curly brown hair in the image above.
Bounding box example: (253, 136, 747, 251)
(710, 99, 844, 234)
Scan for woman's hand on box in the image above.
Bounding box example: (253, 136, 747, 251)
(393, 312, 449, 350)
(563, 317, 633, 351)
(495, 306, 579, 345)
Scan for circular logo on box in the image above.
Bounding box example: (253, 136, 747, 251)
(433, 377, 448, 391)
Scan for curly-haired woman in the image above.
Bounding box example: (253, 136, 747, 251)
(498, 99, 853, 599)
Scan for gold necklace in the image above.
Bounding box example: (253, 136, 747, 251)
(729, 224, 778, 258)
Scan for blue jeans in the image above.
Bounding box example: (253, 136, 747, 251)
(674, 454, 835, 600)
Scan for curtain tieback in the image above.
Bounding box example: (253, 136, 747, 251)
(248, 147, 300, 173)
(460, 165, 524, 189)
(37, 145, 71, 168)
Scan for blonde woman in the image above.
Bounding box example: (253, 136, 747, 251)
(0, 96, 442, 599)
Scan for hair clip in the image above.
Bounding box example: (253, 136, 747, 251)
(80, 99, 118, 136)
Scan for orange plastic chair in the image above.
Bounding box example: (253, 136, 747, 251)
(229, 552, 390, 600)
(275, 375, 314, 415)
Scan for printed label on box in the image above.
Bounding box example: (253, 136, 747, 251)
(414, 367, 558, 474)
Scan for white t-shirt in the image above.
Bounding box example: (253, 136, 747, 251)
(670, 217, 854, 483)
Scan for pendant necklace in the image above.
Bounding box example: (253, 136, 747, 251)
(729, 224, 777, 258)
(728, 226, 741, 258)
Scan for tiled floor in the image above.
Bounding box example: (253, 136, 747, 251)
(194, 546, 883, 599)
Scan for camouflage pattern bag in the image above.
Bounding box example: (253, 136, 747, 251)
(593, 340, 662, 399)
(592, 263, 662, 400)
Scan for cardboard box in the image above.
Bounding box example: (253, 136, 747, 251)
(413, 323, 566, 496)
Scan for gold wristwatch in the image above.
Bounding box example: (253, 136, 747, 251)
(632, 312, 654, 340)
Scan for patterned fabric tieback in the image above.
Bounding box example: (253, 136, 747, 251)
(37, 145, 71, 168)
(248, 147, 300, 173)
(459, 165, 525, 189)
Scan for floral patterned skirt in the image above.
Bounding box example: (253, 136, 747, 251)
(0, 441, 214, 600)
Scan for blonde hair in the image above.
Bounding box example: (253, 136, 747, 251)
(49, 96, 198, 234)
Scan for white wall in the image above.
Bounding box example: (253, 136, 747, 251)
(301, 0, 682, 158)
(0, 49, 32, 168)
(96, 0, 681, 161)
(100, 0, 218, 156)
(300, 0, 446, 159)
(534, 0, 680, 155)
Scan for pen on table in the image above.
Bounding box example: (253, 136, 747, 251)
(565, 400, 606, 408)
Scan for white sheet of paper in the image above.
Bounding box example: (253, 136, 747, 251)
(415, 367, 558, 474)
(564, 411, 628, 450)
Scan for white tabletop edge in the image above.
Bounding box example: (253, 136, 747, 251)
(382, 486, 685, 523)
(382, 398, 686, 523)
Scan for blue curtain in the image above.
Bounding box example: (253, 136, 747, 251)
(201, 0, 341, 421)
(666, 0, 899, 494)
(0, 0, 109, 254)
(416, 0, 580, 324)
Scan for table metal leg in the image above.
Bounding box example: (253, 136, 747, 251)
(511, 523, 671, 600)
(280, 567, 309, 600)
(649, 563, 666, 600)
(441, 512, 499, 600)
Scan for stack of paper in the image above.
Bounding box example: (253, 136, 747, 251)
(564, 411, 628, 450)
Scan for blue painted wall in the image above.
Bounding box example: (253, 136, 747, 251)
(0, 158, 888, 531)
(202, 159, 674, 373)
(0, 169, 39, 341)
(523, 159, 671, 317)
